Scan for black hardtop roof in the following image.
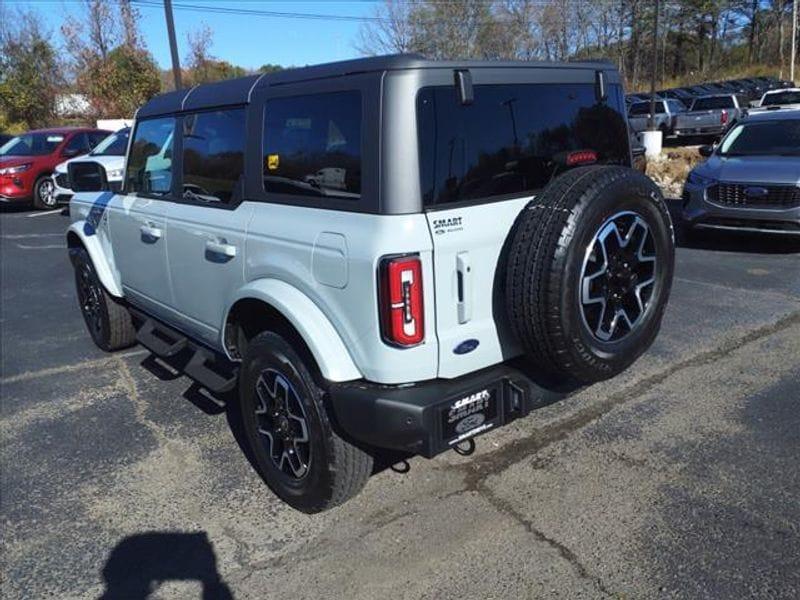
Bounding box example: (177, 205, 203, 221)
(137, 53, 618, 118)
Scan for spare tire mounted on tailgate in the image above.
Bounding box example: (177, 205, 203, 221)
(505, 165, 674, 384)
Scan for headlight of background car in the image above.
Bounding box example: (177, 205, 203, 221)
(106, 168, 124, 179)
(687, 171, 715, 186)
(0, 163, 32, 176)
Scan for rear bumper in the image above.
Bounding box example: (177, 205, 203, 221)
(674, 125, 725, 137)
(328, 363, 568, 458)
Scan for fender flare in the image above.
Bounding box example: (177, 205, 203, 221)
(66, 221, 123, 297)
(225, 279, 362, 382)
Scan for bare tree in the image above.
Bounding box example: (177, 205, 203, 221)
(356, 0, 418, 55)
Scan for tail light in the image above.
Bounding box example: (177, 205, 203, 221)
(565, 149, 598, 166)
(379, 255, 424, 347)
(720, 109, 728, 125)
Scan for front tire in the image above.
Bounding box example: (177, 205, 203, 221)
(73, 248, 136, 351)
(33, 175, 57, 209)
(239, 331, 373, 513)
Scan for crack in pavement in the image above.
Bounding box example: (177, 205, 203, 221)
(0, 348, 148, 385)
(456, 310, 800, 491)
(476, 480, 616, 597)
(439, 310, 800, 596)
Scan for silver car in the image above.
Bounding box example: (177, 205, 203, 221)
(682, 109, 800, 235)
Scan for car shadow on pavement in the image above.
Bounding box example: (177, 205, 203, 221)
(99, 531, 233, 599)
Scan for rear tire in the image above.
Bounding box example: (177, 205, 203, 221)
(239, 331, 373, 513)
(505, 166, 675, 384)
(33, 175, 57, 209)
(73, 248, 136, 351)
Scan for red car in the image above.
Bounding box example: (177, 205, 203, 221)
(0, 127, 111, 209)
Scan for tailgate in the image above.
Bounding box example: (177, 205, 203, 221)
(425, 197, 528, 379)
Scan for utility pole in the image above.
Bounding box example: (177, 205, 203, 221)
(792, 0, 798, 83)
(164, 0, 182, 90)
(648, 0, 660, 131)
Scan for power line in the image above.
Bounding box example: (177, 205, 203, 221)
(130, 0, 387, 23)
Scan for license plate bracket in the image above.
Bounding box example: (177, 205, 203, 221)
(440, 385, 501, 446)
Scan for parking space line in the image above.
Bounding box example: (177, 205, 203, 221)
(26, 209, 63, 217)
(15, 243, 65, 250)
(0, 348, 149, 385)
(1, 233, 64, 239)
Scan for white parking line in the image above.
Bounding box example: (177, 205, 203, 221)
(2, 233, 63, 239)
(26, 209, 63, 217)
(15, 243, 65, 249)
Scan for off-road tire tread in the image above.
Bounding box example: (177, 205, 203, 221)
(506, 166, 671, 383)
(245, 332, 373, 513)
(74, 248, 136, 351)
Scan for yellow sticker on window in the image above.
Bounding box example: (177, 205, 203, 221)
(267, 154, 280, 170)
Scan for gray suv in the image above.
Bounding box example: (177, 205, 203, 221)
(67, 55, 675, 512)
(683, 109, 800, 235)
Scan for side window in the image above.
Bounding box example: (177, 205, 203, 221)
(262, 91, 362, 199)
(63, 133, 89, 156)
(182, 108, 246, 204)
(417, 83, 629, 206)
(125, 117, 176, 196)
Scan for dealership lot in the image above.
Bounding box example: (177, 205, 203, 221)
(1, 207, 799, 598)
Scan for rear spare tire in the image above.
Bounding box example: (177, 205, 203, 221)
(505, 166, 674, 384)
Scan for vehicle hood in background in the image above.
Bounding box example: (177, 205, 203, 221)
(55, 154, 125, 174)
(698, 155, 800, 185)
(0, 156, 36, 168)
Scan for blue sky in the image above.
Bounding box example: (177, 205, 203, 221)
(16, 0, 379, 70)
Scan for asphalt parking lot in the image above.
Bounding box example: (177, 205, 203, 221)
(1, 205, 799, 599)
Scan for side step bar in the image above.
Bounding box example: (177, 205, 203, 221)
(132, 311, 238, 394)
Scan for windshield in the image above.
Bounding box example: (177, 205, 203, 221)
(90, 129, 129, 156)
(0, 132, 64, 156)
(718, 120, 800, 156)
(762, 91, 800, 106)
(691, 96, 734, 110)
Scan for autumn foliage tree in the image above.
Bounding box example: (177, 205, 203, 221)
(0, 9, 62, 132)
(62, 0, 160, 118)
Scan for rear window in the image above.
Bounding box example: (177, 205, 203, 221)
(262, 91, 362, 199)
(762, 90, 800, 106)
(691, 96, 735, 110)
(630, 101, 664, 115)
(417, 83, 629, 207)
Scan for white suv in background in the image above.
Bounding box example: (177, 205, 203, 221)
(53, 128, 129, 204)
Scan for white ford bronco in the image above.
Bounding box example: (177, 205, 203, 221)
(67, 55, 674, 513)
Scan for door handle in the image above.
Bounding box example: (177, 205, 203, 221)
(456, 251, 472, 324)
(140, 223, 162, 241)
(205, 239, 237, 258)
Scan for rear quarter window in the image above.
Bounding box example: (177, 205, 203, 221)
(417, 83, 629, 207)
(262, 91, 362, 199)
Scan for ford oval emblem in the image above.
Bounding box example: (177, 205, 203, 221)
(744, 186, 768, 198)
(455, 413, 485, 434)
(454, 339, 480, 355)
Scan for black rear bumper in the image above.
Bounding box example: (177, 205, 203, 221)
(328, 364, 569, 458)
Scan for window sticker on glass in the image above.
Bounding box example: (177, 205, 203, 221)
(46, 136, 64, 143)
(267, 154, 280, 170)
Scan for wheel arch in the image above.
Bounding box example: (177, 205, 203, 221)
(66, 223, 123, 297)
(223, 280, 362, 383)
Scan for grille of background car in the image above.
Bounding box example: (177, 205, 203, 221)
(55, 173, 70, 189)
(708, 183, 800, 208)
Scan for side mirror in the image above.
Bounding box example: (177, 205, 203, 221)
(698, 145, 714, 157)
(68, 161, 108, 192)
(62, 147, 81, 158)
